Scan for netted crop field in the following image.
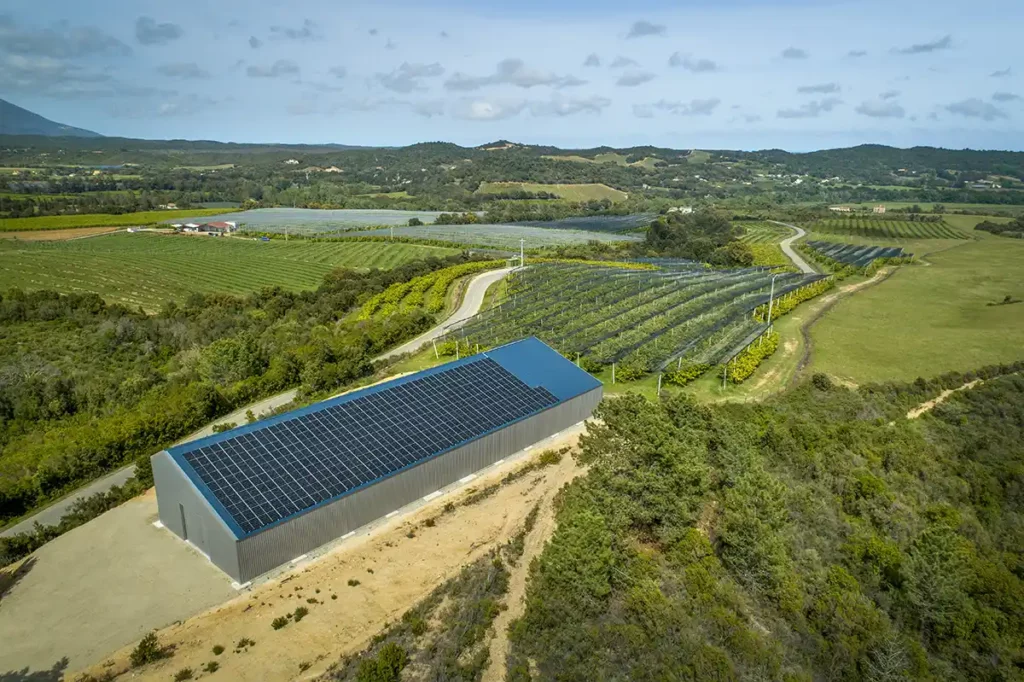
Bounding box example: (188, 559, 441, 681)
(343, 224, 642, 248)
(809, 218, 967, 239)
(163, 208, 447, 235)
(515, 214, 655, 233)
(0, 232, 457, 310)
(442, 262, 825, 376)
(805, 240, 910, 268)
(737, 221, 792, 244)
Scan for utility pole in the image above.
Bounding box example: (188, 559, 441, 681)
(520, 238, 525, 268)
(766, 274, 780, 329)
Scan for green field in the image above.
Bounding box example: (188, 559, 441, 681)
(809, 218, 967, 240)
(737, 221, 791, 244)
(846, 202, 1024, 216)
(810, 232, 1024, 383)
(475, 181, 628, 203)
(0, 209, 238, 232)
(0, 233, 458, 310)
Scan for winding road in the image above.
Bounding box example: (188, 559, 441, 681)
(769, 220, 816, 274)
(1, 267, 514, 538)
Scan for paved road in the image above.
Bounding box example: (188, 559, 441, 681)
(769, 220, 816, 274)
(377, 267, 514, 360)
(1, 267, 514, 538)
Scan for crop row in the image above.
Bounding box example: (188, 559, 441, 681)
(810, 219, 966, 240)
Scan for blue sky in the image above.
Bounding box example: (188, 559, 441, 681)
(1, 0, 1021, 150)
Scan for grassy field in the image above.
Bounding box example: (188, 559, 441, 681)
(810, 232, 1024, 383)
(0, 233, 458, 310)
(0, 209, 237, 232)
(475, 181, 628, 203)
(846, 202, 1024, 215)
(808, 218, 967, 240)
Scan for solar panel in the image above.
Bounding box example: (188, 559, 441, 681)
(180, 357, 559, 535)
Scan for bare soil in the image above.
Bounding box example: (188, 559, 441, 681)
(72, 428, 587, 682)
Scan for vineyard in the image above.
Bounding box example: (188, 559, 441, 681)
(808, 218, 967, 239)
(804, 240, 911, 268)
(0, 208, 237, 232)
(343, 223, 641, 249)
(0, 232, 457, 310)
(737, 221, 792, 244)
(165, 208, 446, 235)
(439, 262, 827, 380)
(357, 260, 505, 319)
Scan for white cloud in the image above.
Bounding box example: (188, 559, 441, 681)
(445, 58, 584, 90)
(798, 83, 840, 94)
(781, 47, 808, 59)
(627, 20, 666, 39)
(375, 62, 445, 93)
(610, 56, 639, 69)
(157, 62, 210, 79)
(855, 100, 906, 118)
(530, 95, 611, 117)
(616, 71, 655, 87)
(0, 15, 131, 58)
(945, 98, 1007, 121)
(246, 59, 299, 78)
(451, 98, 527, 121)
(880, 90, 901, 100)
(777, 97, 842, 118)
(894, 35, 952, 55)
(583, 53, 601, 68)
(270, 19, 319, 41)
(992, 92, 1019, 102)
(135, 17, 183, 46)
(668, 53, 719, 72)
(652, 98, 721, 115)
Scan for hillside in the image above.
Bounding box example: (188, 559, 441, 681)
(0, 98, 101, 138)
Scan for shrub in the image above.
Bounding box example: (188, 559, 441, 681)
(299, 661, 311, 671)
(355, 642, 408, 682)
(203, 661, 219, 673)
(424, 517, 436, 527)
(293, 606, 309, 622)
(129, 632, 166, 668)
(812, 373, 833, 391)
(236, 637, 255, 648)
(173, 669, 193, 681)
(348, 578, 361, 587)
(537, 449, 563, 466)
(332, 594, 338, 600)
(271, 616, 289, 630)
(443, 502, 456, 513)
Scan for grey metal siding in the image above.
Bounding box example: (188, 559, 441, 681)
(152, 451, 241, 580)
(234, 387, 601, 582)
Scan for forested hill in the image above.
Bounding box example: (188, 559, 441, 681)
(510, 368, 1024, 680)
(0, 98, 101, 138)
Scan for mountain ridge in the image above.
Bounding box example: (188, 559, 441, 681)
(0, 98, 102, 138)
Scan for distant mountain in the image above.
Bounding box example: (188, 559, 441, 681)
(0, 98, 102, 138)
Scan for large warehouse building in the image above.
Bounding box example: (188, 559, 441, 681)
(152, 337, 602, 582)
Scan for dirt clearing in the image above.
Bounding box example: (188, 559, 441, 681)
(73, 427, 588, 682)
(0, 491, 235, 676)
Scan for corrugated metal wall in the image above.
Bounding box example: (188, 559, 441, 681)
(152, 451, 241, 580)
(233, 387, 602, 582)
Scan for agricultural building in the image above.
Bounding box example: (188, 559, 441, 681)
(152, 337, 601, 582)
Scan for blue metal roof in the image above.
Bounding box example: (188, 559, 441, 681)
(166, 337, 600, 538)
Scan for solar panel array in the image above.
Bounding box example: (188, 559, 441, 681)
(181, 357, 559, 535)
(806, 240, 909, 268)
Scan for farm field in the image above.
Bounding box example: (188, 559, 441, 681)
(0, 233, 458, 310)
(804, 240, 909, 267)
(808, 217, 967, 239)
(846, 202, 1024, 215)
(344, 223, 641, 248)
(164, 208, 446, 235)
(0, 208, 237, 232)
(443, 261, 826, 377)
(0, 226, 121, 241)
(541, 152, 659, 168)
(515, 214, 654, 232)
(810, 233, 1024, 383)
(737, 221, 792, 243)
(474, 181, 628, 203)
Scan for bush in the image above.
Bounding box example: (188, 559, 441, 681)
(812, 373, 833, 391)
(293, 606, 309, 622)
(129, 632, 166, 668)
(424, 517, 436, 527)
(271, 616, 289, 630)
(173, 669, 193, 681)
(203, 661, 219, 673)
(355, 643, 408, 682)
(212, 645, 224, 655)
(236, 637, 255, 648)
(348, 578, 361, 587)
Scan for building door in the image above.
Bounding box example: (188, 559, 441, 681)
(179, 503, 188, 540)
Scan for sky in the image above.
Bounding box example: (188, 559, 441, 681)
(1, 0, 1022, 151)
